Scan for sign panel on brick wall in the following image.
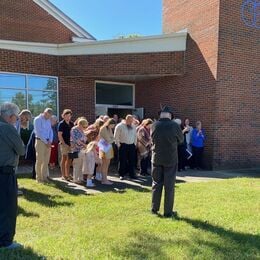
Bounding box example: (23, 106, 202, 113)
(241, 0, 260, 29)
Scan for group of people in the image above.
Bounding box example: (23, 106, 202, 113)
(0, 101, 206, 249)
(15, 107, 206, 187)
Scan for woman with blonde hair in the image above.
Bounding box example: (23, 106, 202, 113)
(70, 118, 88, 184)
(85, 118, 104, 143)
(98, 118, 116, 184)
(82, 141, 101, 187)
(85, 118, 104, 181)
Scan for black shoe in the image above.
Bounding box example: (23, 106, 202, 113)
(151, 209, 158, 215)
(163, 211, 178, 218)
(17, 190, 23, 196)
(130, 176, 138, 180)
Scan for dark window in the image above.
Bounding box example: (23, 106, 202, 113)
(96, 82, 133, 106)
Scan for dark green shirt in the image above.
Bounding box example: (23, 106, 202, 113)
(151, 118, 184, 167)
(0, 116, 25, 167)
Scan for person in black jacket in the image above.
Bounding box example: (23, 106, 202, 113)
(151, 106, 183, 218)
(25, 131, 36, 179)
(0, 102, 25, 249)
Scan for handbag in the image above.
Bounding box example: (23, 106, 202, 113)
(68, 151, 79, 159)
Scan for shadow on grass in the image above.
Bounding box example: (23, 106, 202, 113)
(18, 206, 39, 218)
(93, 177, 152, 193)
(0, 246, 45, 260)
(176, 216, 260, 258)
(49, 175, 184, 196)
(22, 188, 74, 208)
(113, 217, 260, 259)
(49, 179, 89, 196)
(112, 232, 174, 259)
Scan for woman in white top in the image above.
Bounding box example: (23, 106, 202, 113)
(183, 118, 193, 152)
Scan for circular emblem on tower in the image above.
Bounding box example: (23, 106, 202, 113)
(241, 0, 260, 29)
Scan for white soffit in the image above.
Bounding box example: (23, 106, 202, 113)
(33, 0, 96, 40)
(0, 32, 187, 56)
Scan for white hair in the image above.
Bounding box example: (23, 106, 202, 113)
(51, 115, 58, 122)
(0, 102, 20, 117)
(160, 112, 172, 119)
(174, 118, 182, 125)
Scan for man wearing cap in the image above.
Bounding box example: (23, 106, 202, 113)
(0, 102, 25, 249)
(34, 108, 53, 183)
(151, 105, 184, 218)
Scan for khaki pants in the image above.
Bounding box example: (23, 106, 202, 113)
(73, 150, 84, 182)
(35, 139, 51, 182)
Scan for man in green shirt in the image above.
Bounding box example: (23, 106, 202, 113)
(0, 102, 25, 249)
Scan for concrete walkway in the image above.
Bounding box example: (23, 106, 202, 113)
(17, 165, 259, 195)
(177, 167, 260, 183)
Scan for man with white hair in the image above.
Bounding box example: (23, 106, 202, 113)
(0, 102, 25, 249)
(34, 108, 53, 183)
(114, 114, 138, 180)
(151, 106, 183, 218)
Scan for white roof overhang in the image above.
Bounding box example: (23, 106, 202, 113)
(0, 31, 187, 56)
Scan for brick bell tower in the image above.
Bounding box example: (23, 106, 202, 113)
(163, 0, 260, 169)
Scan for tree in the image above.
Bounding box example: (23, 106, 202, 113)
(40, 78, 57, 114)
(116, 34, 142, 39)
(11, 92, 26, 110)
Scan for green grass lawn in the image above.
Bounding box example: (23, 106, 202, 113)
(1, 177, 260, 260)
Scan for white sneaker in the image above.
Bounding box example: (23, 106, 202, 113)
(95, 172, 102, 181)
(86, 179, 95, 187)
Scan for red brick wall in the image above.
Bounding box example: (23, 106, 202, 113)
(214, 0, 260, 168)
(0, 49, 95, 121)
(162, 0, 260, 169)
(0, 0, 76, 43)
(0, 49, 58, 76)
(152, 0, 221, 169)
(59, 77, 96, 122)
(0, 48, 184, 123)
(58, 51, 184, 122)
(58, 52, 185, 77)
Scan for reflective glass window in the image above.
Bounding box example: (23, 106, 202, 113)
(28, 76, 57, 91)
(28, 91, 57, 116)
(0, 73, 26, 89)
(0, 73, 58, 116)
(0, 89, 27, 110)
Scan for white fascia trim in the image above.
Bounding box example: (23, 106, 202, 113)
(72, 37, 96, 43)
(33, 0, 96, 40)
(0, 32, 187, 56)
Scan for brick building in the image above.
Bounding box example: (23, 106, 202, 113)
(0, 0, 259, 169)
